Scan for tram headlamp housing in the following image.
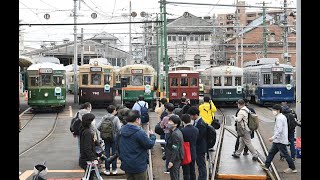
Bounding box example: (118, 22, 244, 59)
(44, 92, 49, 97)
(182, 92, 186, 96)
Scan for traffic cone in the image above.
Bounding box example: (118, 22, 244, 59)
(24, 90, 28, 101)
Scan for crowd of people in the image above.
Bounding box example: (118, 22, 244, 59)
(71, 95, 300, 180)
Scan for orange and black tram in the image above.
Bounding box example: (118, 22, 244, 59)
(168, 70, 199, 106)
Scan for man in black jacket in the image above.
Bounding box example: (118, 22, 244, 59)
(188, 107, 207, 180)
(181, 114, 199, 180)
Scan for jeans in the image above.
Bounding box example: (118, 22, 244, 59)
(164, 133, 169, 171)
(265, 143, 296, 170)
(288, 132, 296, 158)
(196, 153, 207, 180)
(125, 170, 147, 180)
(105, 141, 117, 171)
(182, 160, 196, 180)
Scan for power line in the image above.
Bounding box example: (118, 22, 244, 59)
(19, 20, 162, 26)
(161, 1, 296, 10)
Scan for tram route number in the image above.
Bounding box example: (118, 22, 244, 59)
(92, 92, 99, 95)
(57, 96, 64, 99)
(274, 91, 282, 94)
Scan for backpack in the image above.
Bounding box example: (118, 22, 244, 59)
(284, 112, 297, 133)
(243, 109, 259, 131)
(206, 124, 217, 149)
(138, 102, 149, 123)
(173, 105, 186, 118)
(100, 116, 115, 143)
(70, 112, 81, 135)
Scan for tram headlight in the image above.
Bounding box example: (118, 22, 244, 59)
(44, 92, 49, 97)
(182, 92, 186, 96)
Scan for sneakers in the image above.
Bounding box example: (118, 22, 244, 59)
(164, 170, 170, 174)
(243, 152, 249, 155)
(232, 153, 240, 158)
(292, 157, 296, 161)
(103, 170, 110, 175)
(284, 168, 297, 173)
(252, 156, 258, 161)
(260, 163, 269, 171)
(112, 170, 117, 175)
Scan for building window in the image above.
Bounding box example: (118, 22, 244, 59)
(168, 36, 172, 41)
(183, 36, 187, 41)
(220, 22, 224, 25)
(200, 35, 205, 41)
(204, 35, 209, 41)
(179, 36, 183, 41)
(210, 54, 216, 66)
(189, 35, 194, 41)
(194, 54, 200, 67)
(194, 35, 199, 41)
(172, 36, 176, 41)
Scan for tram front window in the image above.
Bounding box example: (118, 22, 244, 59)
(82, 74, 88, 85)
(273, 72, 283, 84)
(171, 78, 178, 86)
(132, 75, 143, 86)
(263, 74, 271, 84)
(180, 77, 188, 86)
(190, 78, 198, 87)
(144, 76, 152, 85)
(214, 76, 221, 86)
(91, 74, 101, 85)
(30, 77, 39, 86)
(224, 76, 232, 86)
(104, 74, 112, 85)
(40, 74, 52, 86)
(53, 76, 63, 86)
(285, 74, 291, 84)
(235, 76, 242, 86)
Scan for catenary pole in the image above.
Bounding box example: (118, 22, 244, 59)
(73, 0, 78, 103)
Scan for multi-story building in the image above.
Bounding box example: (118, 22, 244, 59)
(217, 1, 296, 38)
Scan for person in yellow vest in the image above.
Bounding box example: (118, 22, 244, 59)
(199, 96, 217, 125)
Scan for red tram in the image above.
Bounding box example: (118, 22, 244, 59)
(168, 70, 199, 106)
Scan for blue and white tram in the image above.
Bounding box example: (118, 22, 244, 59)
(203, 65, 243, 104)
(243, 60, 295, 105)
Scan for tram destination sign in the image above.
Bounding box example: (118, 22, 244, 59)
(39, 68, 53, 73)
(271, 67, 284, 72)
(90, 67, 102, 72)
(131, 69, 143, 74)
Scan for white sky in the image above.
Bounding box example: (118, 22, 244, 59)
(19, 0, 296, 50)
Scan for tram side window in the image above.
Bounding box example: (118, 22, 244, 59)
(224, 76, 232, 86)
(91, 74, 101, 85)
(82, 74, 88, 85)
(180, 77, 189, 86)
(214, 76, 221, 86)
(30, 77, 39, 86)
(132, 75, 143, 86)
(53, 76, 63, 86)
(285, 74, 291, 84)
(235, 76, 242, 86)
(104, 74, 112, 85)
(273, 72, 283, 84)
(144, 76, 152, 85)
(263, 74, 271, 84)
(190, 78, 198, 87)
(40, 74, 52, 86)
(124, 76, 131, 85)
(171, 78, 178, 86)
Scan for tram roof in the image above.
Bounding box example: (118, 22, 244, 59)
(244, 63, 294, 70)
(27, 62, 66, 71)
(205, 65, 243, 75)
(168, 70, 199, 74)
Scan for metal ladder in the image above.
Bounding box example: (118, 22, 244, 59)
(82, 161, 103, 180)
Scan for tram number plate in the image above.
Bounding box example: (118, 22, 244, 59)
(172, 92, 177, 96)
(92, 92, 100, 95)
(57, 96, 64, 99)
(226, 92, 232, 94)
(192, 92, 197, 96)
(274, 91, 282, 94)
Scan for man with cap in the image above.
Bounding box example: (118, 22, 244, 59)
(232, 99, 259, 161)
(260, 104, 297, 173)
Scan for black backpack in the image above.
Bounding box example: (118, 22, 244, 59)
(284, 112, 297, 133)
(70, 112, 81, 135)
(138, 102, 149, 123)
(99, 116, 115, 143)
(206, 123, 217, 149)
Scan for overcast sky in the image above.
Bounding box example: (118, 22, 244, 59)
(19, 0, 296, 50)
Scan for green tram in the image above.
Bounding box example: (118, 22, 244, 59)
(119, 64, 157, 108)
(26, 61, 66, 111)
(203, 65, 243, 105)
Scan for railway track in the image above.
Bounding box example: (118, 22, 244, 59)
(213, 108, 281, 180)
(19, 111, 59, 157)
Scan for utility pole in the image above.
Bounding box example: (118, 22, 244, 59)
(234, 0, 239, 67)
(296, 0, 301, 138)
(283, 0, 289, 63)
(129, 0, 132, 64)
(262, 1, 267, 57)
(81, 28, 84, 65)
(240, 25, 244, 68)
(73, 0, 78, 103)
(163, 0, 169, 99)
(160, 2, 164, 97)
(156, 13, 160, 95)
